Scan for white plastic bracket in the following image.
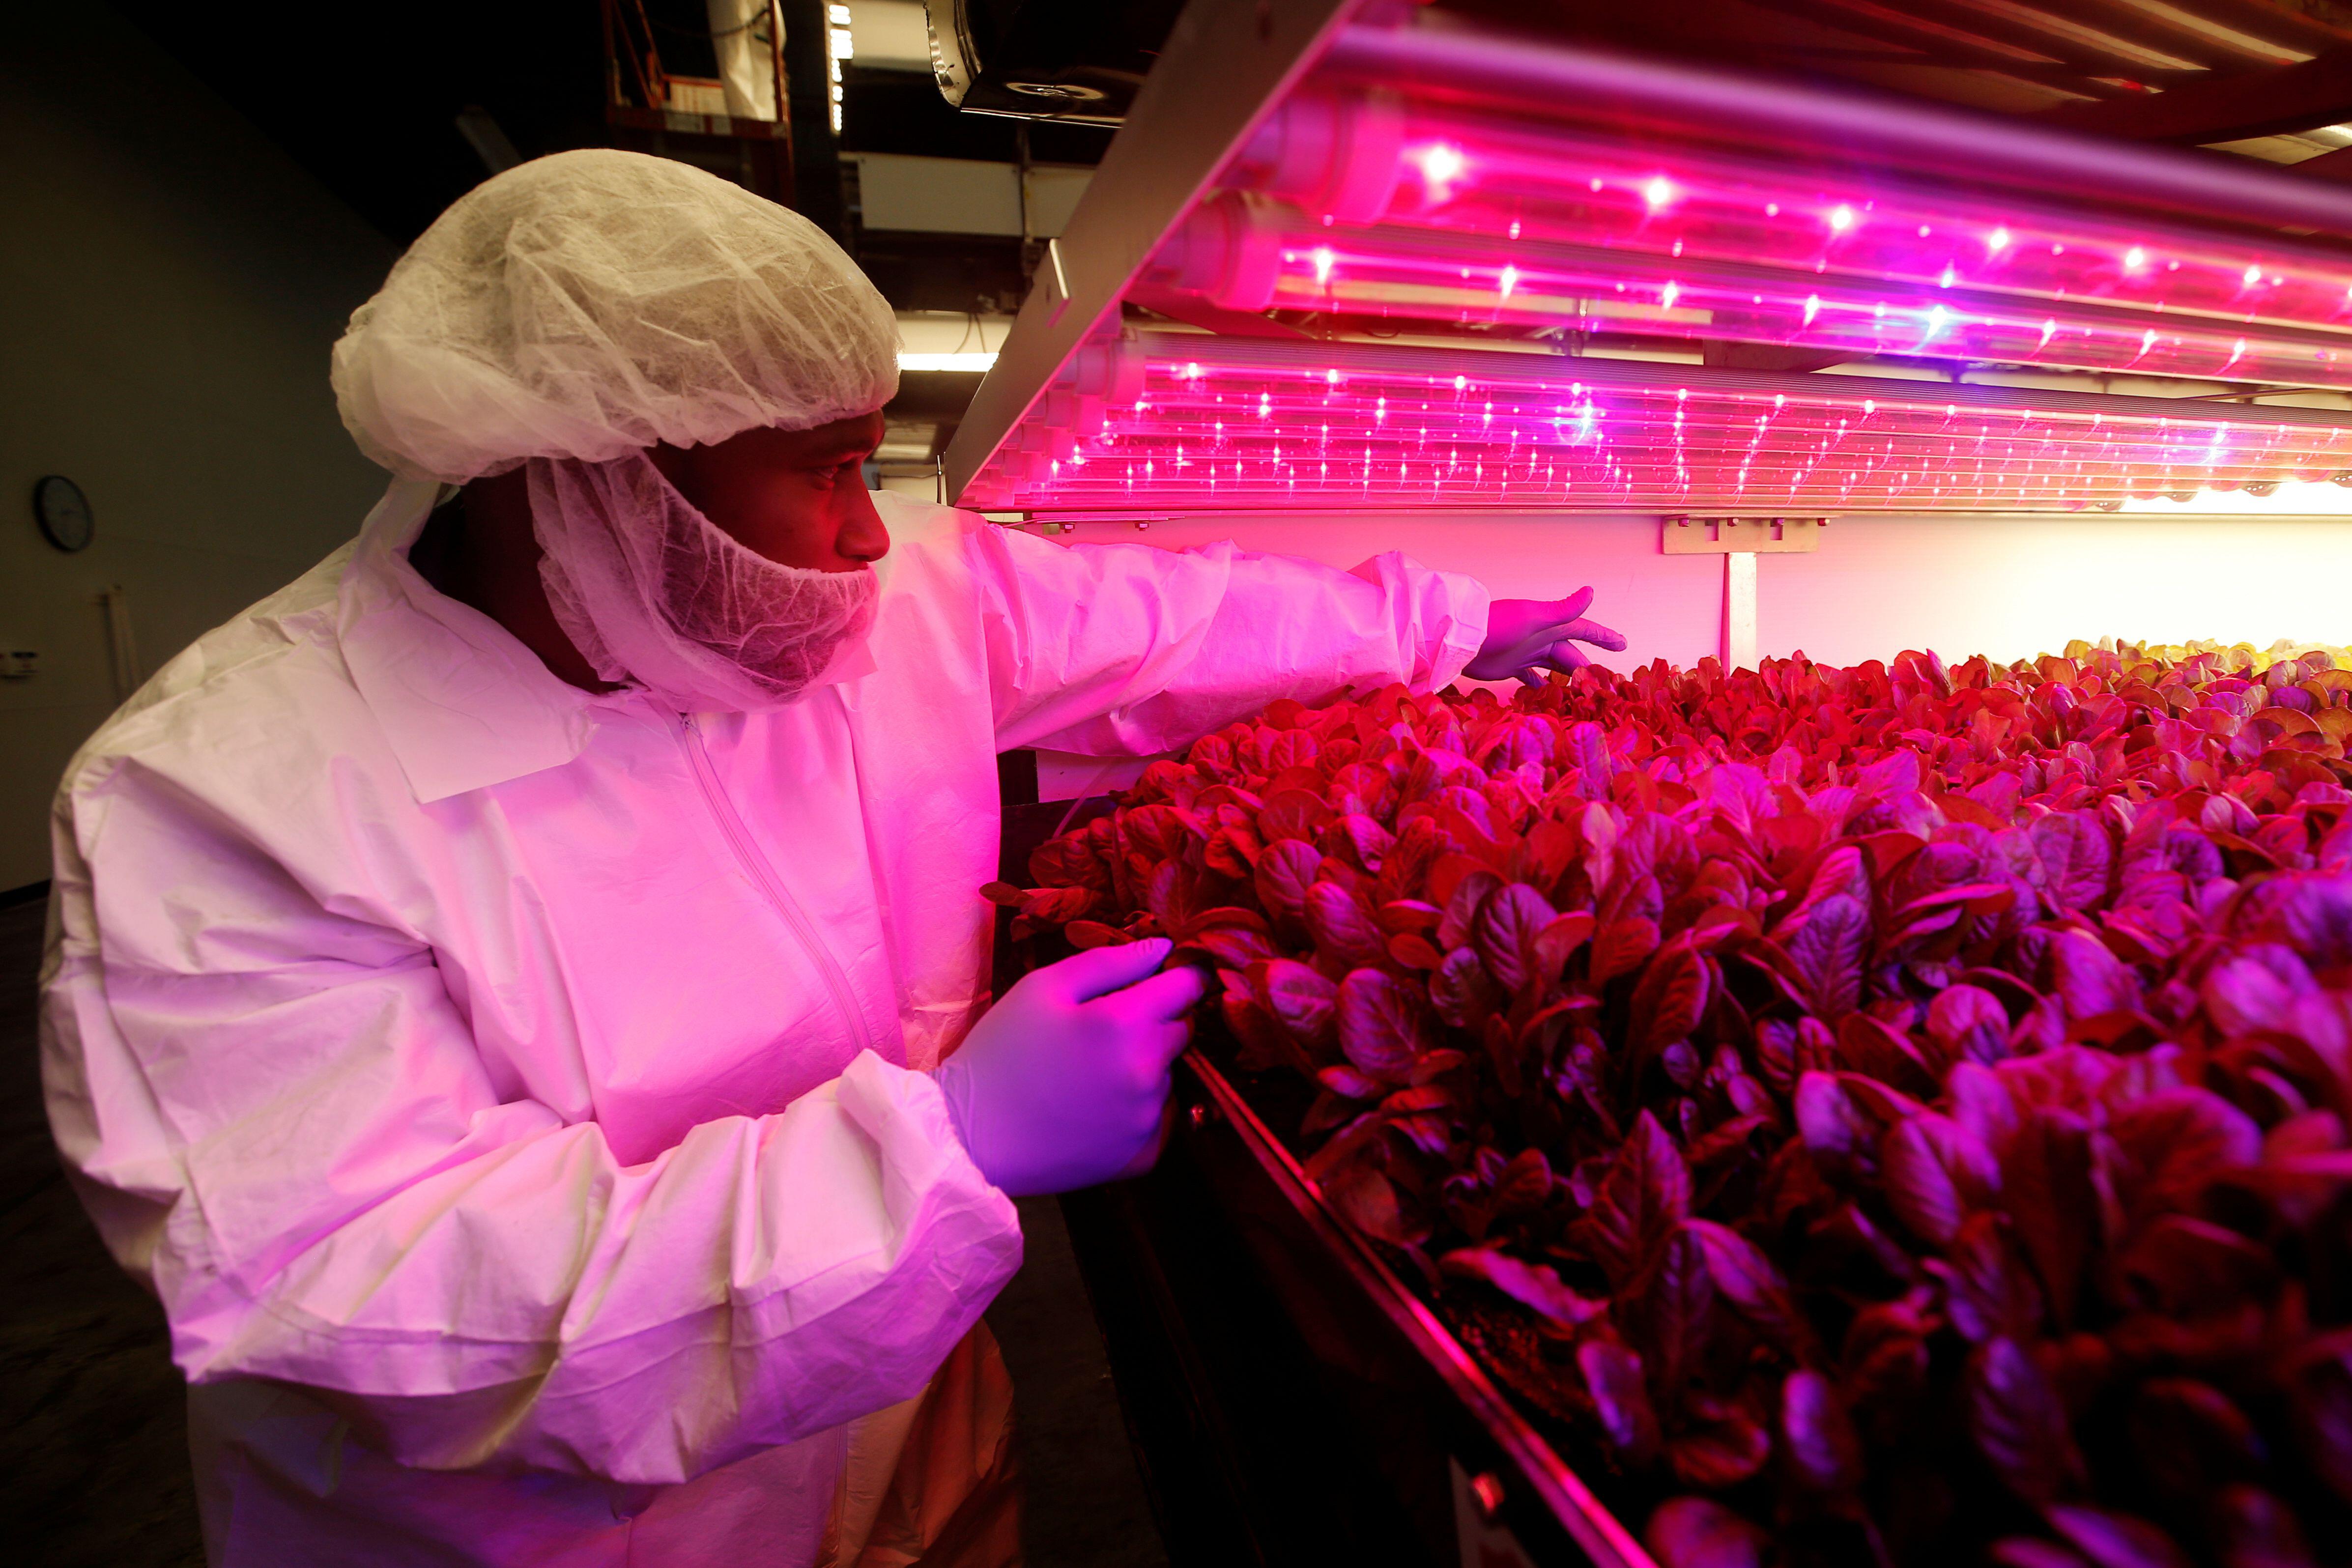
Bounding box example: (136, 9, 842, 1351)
(1662, 516, 1824, 671)
(1659, 515, 1824, 553)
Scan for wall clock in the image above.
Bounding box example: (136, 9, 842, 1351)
(34, 475, 94, 553)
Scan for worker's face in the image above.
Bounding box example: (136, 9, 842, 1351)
(650, 411, 891, 573)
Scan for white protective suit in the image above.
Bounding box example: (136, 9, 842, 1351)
(41, 475, 1490, 1566)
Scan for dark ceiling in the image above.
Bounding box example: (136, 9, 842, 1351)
(109, 0, 1112, 251)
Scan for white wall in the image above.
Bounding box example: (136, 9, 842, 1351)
(1031, 505, 2352, 690)
(0, 6, 399, 889)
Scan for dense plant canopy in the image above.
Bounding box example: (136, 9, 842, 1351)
(995, 640, 2352, 1568)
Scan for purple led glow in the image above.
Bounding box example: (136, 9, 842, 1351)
(964, 336, 2352, 513)
(1142, 197, 2352, 387)
(1208, 91, 2352, 387)
(965, 13, 2352, 517)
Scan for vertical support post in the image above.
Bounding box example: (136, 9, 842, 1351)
(779, 0, 847, 242)
(1723, 551, 1757, 672)
(100, 585, 140, 702)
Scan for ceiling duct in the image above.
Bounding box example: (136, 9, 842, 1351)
(923, 0, 1186, 124)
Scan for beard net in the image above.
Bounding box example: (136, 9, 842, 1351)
(332, 149, 900, 484)
(528, 454, 879, 714)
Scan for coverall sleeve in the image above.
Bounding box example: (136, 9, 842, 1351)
(40, 757, 1021, 1487)
(968, 524, 1490, 755)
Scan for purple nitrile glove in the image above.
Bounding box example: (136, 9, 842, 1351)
(933, 938, 1205, 1197)
(1463, 586, 1629, 686)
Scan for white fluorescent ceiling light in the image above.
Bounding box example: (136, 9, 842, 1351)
(899, 352, 1000, 371)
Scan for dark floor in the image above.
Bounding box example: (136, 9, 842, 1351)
(0, 894, 1166, 1567)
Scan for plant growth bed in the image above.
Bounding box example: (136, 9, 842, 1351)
(993, 639, 2352, 1568)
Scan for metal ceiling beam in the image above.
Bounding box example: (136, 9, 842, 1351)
(1890, 0, 2215, 78)
(2039, 44, 2352, 141)
(1325, 22, 2352, 236)
(942, 0, 1360, 503)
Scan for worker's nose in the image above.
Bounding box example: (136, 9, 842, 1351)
(837, 485, 891, 565)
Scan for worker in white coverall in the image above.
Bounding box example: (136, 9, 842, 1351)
(39, 149, 1624, 1568)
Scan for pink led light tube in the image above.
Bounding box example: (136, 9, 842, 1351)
(1170, 31, 2352, 389)
(965, 334, 2352, 513)
(1225, 93, 2352, 334)
(1141, 197, 2352, 389)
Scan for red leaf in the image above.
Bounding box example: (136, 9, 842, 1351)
(1578, 1339, 1660, 1467)
(2030, 812, 2115, 912)
(1021, 885, 1097, 923)
(1375, 898, 1442, 936)
(1064, 919, 1131, 948)
(1780, 1368, 1864, 1494)
(1591, 913, 1663, 987)
(1258, 787, 1333, 843)
(1634, 1225, 1714, 1398)
(2126, 1378, 2264, 1501)
(1473, 882, 1558, 994)
(1317, 1063, 1383, 1100)
(1967, 1336, 2086, 1505)
(1933, 1212, 2042, 1344)
(2117, 1215, 2275, 1318)
(1331, 811, 1396, 872)
(1644, 1497, 1767, 1568)
(1306, 880, 1388, 969)
(1438, 866, 1505, 952)
(2108, 1087, 2261, 1226)
(1493, 1147, 1553, 1211)
(1439, 1247, 1607, 1329)
(1337, 968, 1425, 1080)
(1928, 982, 2012, 1067)
(1585, 1112, 1692, 1286)
(2043, 1506, 2192, 1568)
(1252, 839, 1321, 922)
(1667, 1415, 1770, 1489)
(1836, 1012, 1940, 1097)
(1633, 937, 1714, 1053)
(2049, 928, 2140, 1020)
(1534, 911, 1596, 982)
(1779, 893, 1870, 1018)
(1257, 958, 1337, 1044)
(1882, 1110, 2001, 1246)
(2002, 1108, 2102, 1327)
(1429, 945, 1501, 1030)
(2209, 1486, 2318, 1568)
(1795, 1071, 1885, 1180)
(1386, 932, 1445, 969)
(1687, 1218, 1807, 1354)
(1323, 1161, 1415, 1246)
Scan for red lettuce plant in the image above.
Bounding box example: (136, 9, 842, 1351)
(994, 642, 2352, 1568)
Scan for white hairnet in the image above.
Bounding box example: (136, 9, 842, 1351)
(529, 453, 878, 713)
(332, 149, 899, 483)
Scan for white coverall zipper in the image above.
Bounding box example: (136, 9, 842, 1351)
(675, 713, 879, 1059)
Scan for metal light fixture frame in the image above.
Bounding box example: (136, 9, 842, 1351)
(942, 0, 2352, 516)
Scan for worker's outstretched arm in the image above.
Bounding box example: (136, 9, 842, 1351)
(41, 770, 1020, 1487)
(970, 524, 1492, 754)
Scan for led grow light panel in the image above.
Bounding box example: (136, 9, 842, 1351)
(1164, 85, 2352, 390)
(1141, 194, 2352, 391)
(948, 0, 2352, 514)
(962, 335, 2352, 513)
